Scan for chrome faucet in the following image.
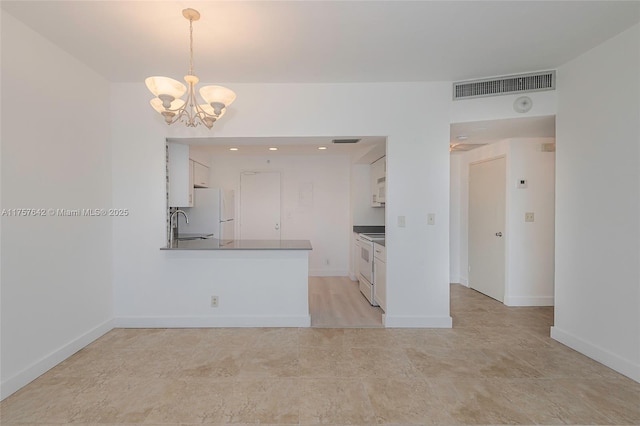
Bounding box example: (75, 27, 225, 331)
(169, 209, 189, 246)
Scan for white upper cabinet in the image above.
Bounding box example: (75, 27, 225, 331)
(168, 144, 211, 206)
(188, 160, 195, 206)
(193, 161, 210, 188)
(371, 156, 386, 207)
(167, 142, 192, 207)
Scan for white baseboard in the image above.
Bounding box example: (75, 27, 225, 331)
(551, 326, 640, 383)
(348, 273, 357, 281)
(504, 296, 554, 307)
(1, 319, 113, 401)
(449, 275, 460, 284)
(309, 269, 349, 277)
(114, 315, 311, 328)
(383, 315, 452, 328)
(459, 276, 469, 286)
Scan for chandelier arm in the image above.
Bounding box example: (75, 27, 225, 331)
(173, 107, 189, 124)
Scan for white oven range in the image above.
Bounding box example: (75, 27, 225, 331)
(356, 232, 385, 306)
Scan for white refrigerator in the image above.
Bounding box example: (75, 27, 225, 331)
(179, 188, 235, 240)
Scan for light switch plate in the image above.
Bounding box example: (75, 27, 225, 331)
(398, 216, 406, 228)
(517, 179, 528, 189)
(427, 213, 435, 225)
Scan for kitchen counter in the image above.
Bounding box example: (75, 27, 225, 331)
(160, 237, 312, 327)
(353, 225, 385, 234)
(162, 238, 313, 250)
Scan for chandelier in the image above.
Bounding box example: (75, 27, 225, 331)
(145, 8, 236, 129)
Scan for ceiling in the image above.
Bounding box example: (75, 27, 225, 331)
(169, 136, 387, 164)
(2, 1, 638, 84)
(450, 115, 556, 152)
(2, 2, 631, 157)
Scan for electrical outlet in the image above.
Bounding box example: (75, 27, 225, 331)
(210, 296, 219, 307)
(427, 213, 435, 225)
(525, 212, 535, 222)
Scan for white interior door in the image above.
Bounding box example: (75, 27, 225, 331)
(469, 157, 506, 302)
(240, 171, 281, 239)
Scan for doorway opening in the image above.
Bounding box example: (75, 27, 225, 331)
(449, 115, 556, 318)
(166, 135, 387, 328)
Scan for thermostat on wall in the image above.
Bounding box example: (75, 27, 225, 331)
(517, 179, 528, 189)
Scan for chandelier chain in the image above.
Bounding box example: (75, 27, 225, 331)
(189, 17, 194, 76)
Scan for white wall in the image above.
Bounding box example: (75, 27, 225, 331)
(452, 138, 556, 306)
(0, 12, 113, 399)
(451, 90, 557, 124)
(552, 24, 640, 382)
(189, 146, 211, 166)
(112, 81, 452, 328)
(204, 153, 352, 276)
(351, 164, 385, 227)
(507, 138, 555, 306)
(449, 155, 462, 283)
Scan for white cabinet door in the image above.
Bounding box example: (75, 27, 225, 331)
(371, 156, 386, 207)
(188, 160, 194, 206)
(353, 233, 362, 280)
(167, 142, 191, 207)
(193, 161, 210, 188)
(374, 243, 386, 311)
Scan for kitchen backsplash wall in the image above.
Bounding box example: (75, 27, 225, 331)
(206, 153, 351, 276)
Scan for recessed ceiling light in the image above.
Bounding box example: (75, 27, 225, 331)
(456, 135, 469, 141)
(229, 147, 239, 151)
(269, 147, 278, 151)
(318, 146, 327, 150)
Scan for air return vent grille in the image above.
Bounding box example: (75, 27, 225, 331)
(453, 71, 555, 100)
(332, 138, 361, 144)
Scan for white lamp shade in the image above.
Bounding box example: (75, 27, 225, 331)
(150, 97, 185, 113)
(145, 76, 186, 99)
(199, 85, 236, 107)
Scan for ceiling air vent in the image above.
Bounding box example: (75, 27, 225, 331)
(453, 70, 555, 100)
(332, 138, 361, 144)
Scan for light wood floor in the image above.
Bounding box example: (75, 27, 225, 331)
(308, 276, 384, 327)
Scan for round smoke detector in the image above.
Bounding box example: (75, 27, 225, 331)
(513, 96, 533, 113)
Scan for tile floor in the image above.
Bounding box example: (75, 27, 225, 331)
(1, 284, 639, 425)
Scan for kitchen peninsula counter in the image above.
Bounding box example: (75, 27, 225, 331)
(158, 237, 312, 327)
(161, 239, 312, 250)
